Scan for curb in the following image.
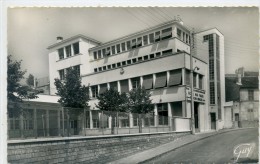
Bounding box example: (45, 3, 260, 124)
(139, 127, 256, 164)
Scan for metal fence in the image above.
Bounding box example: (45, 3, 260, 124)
(8, 107, 191, 139)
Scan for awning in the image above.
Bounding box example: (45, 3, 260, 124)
(169, 69, 182, 86)
(142, 74, 153, 89)
(155, 72, 167, 88)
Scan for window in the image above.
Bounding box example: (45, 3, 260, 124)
(131, 39, 136, 49)
(171, 102, 182, 117)
(131, 77, 140, 89)
(106, 47, 111, 56)
(116, 44, 121, 53)
(169, 69, 182, 86)
(112, 46, 116, 55)
(155, 52, 161, 57)
(92, 110, 100, 128)
(155, 72, 167, 88)
(177, 28, 182, 38)
(142, 74, 153, 90)
(110, 81, 118, 91)
(117, 62, 121, 67)
(121, 42, 126, 52)
(193, 73, 197, 88)
(91, 85, 98, 98)
(58, 48, 64, 60)
(182, 32, 186, 42)
(122, 61, 126, 66)
(248, 90, 254, 100)
(126, 41, 131, 50)
(155, 31, 160, 42)
(138, 57, 143, 62)
(150, 54, 155, 59)
(203, 35, 209, 41)
(98, 67, 102, 72)
(127, 59, 131, 65)
(143, 55, 149, 60)
(98, 50, 102, 59)
(162, 49, 172, 56)
(99, 83, 107, 95)
(199, 75, 203, 89)
(73, 65, 80, 76)
(143, 35, 148, 45)
(94, 68, 97, 72)
(107, 65, 111, 69)
(132, 58, 137, 63)
(112, 64, 116, 69)
(185, 70, 190, 85)
(102, 49, 106, 57)
(103, 66, 106, 71)
(137, 37, 142, 47)
(210, 82, 215, 104)
(121, 119, 129, 127)
(65, 45, 72, 57)
(94, 51, 97, 59)
(157, 103, 168, 125)
(149, 33, 154, 43)
(177, 49, 181, 52)
(120, 80, 129, 93)
(59, 69, 65, 80)
(161, 27, 172, 40)
(73, 42, 80, 55)
(186, 34, 189, 43)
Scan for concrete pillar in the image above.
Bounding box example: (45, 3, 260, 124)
(57, 108, 61, 136)
(34, 108, 37, 138)
(167, 71, 170, 87)
(140, 76, 143, 88)
(117, 81, 121, 93)
(62, 107, 65, 136)
(129, 113, 133, 128)
(90, 110, 93, 129)
(182, 68, 185, 85)
(63, 47, 66, 58)
(46, 110, 49, 136)
(71, 44, 74, 56)
(153, 74, 156, 89)
(128, 79, 132, 91)
(20, 110, 24, 138)
(168, 102, 172, 127)
(154, 104, 158, 127)
(108, 116, 112, 128)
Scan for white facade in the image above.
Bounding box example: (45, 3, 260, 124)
(46, 20, 225, 132)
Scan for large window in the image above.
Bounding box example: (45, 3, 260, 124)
(112, 46, 116, 55)
(137, 37, 142, 47)
(131, 39, 136, 49)
(59, 69, 65, 80)
(143, 35, 148, 45)
(210, 82, 215, 104)
(65, 45, 72, 57)
(248, 90, 254, 101)
(110, 81, 118, 91)
(98, 50, 102, 58)
(199, 75, 203, 89)
(116, 44, 121, 53)
(91, 85, 98, 98)
(171, 102, 183, 117)
(106, 47, 111, 56)
(155, 72, 167, 89)
(149, 33, 154, 43)
(73, 65, 80, 76)
(121, 42, 126, 52)
(157, 103, 168, 125)
(120, 80, 129, 93)
(73, 42, 79, 55)
(142, 74, 153, 90)
(58, 48, 64, 60)
(155, 31, 160, 42)
(131, 77, 140, 89)
(161, 27, 172, 40)
(126, 41, 131, 50)
(99, 83, 107, 95)
(168, 69, 182, 86)
(93, 51, 97, 59)
(177, 28, 182, 38)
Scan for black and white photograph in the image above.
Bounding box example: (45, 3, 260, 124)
(2, 3, 259, 163)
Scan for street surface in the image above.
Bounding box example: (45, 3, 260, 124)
(149, 128, 258, 163)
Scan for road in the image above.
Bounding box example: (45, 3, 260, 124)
(149, 128, 258, 163)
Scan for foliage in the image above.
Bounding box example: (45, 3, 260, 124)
(128, 86, 153, 114)
(54, 68, 89, 114)
(8, 55, 38, 116)
(26, 74, 34, 87)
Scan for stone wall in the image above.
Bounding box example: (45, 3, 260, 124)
(8, 131, 190, 163)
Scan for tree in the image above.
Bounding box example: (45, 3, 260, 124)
(96, 88, 128, 134)
(128, 86, 153, 133)
(54, 68, 89, 115)
(26, 74, 34, 87)
(7, 55, 38, 116)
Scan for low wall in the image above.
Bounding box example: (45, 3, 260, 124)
(240, 120, 258, 128)
(8, 131, 190, 163)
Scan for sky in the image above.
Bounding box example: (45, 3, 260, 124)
(7, 7, 259, 79)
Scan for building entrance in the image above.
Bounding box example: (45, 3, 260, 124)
(210, 113, 216, 130)
(194, 102, 199, 132)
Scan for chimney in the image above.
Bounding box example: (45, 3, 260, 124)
(177, 15, 184, 25)
(57, 36, 63, 43)
(235, 67, 244, 85)
(236, 74, 242, 85)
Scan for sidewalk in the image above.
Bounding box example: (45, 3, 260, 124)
(109, 128, 252, 164)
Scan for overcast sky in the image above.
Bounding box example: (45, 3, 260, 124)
(8, 7, 259, 79)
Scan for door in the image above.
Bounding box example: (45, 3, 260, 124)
(194, 102, 199, 132)
(210, 113, 216, 130)
(235, 113, 239, 128)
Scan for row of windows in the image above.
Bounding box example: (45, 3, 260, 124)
(90, 69, 203, 98)
(94, 49, 173, 73)
(59, 65, 80, 80)
(248, 90, 254, 101)
(177, 28, 190, 44)
(93, 27, 173, 60)
(58, 42, 80, 60)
